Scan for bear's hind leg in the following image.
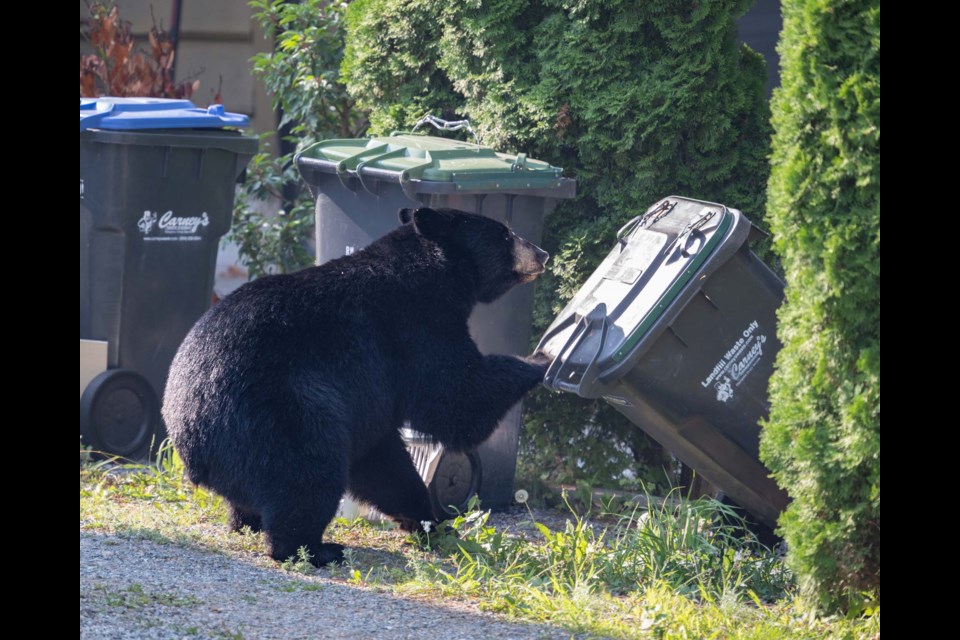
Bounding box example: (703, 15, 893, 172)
(262, 496, 345, 566)
(228, 504, 262, 533)
(253, 385, 352, 566)
(348, 432, 435, 532)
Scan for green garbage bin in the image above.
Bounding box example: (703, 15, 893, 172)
(296, 126, 575, 514)
(80, 97, 258, 459)
(537, 196, 789, 527)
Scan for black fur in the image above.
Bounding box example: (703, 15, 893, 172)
(162, 207, 549, 566)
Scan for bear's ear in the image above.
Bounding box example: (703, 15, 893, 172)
(398, 208, 416, 225)
(411, 207, 454, 241)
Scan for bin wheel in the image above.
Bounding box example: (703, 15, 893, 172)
(428, 449, 482, 519)
(80, 369, 159, 460)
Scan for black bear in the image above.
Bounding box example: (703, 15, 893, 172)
(162, 207, 551, 565)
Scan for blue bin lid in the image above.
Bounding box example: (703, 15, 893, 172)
(79, 97, 249, 132)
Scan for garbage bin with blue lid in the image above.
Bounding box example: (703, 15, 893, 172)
(537, 196, 789, 527)
(296, 119, 575, 515)
(80, 97, 258, 459)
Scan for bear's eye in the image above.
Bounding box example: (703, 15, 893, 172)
(502, 230, 512, 242)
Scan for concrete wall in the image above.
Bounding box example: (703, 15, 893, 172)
(79, 0, 276, 136)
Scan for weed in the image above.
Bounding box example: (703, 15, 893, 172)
(280, 547, 317, 575)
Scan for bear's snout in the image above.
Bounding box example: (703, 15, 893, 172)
(533, 245, 550, 267)
(513, 237, 550, 282)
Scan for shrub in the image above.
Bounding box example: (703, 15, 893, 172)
(342, 0, 771, 490)
(231, 0, 367, 277)
(759, 0, 880, 614)
(80, 2, 200, 99)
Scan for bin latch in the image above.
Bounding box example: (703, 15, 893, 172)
(411, 114, 481, 148)
(616, 199, 676, 248)
(640, 199, 676, 228)
(673, 207, 722, 258)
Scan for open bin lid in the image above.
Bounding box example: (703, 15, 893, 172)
(80, 97, 250, 132)
(538, 196, 752, 397)
(296, 133, 575, 197)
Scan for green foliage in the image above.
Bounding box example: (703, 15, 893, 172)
(230, 150, 316, 277)
(342, 0, 462, 135)
(231, 0, 366, 277)
(250, 0, 366, 140)
(80, 439, 216, 508)
(760, 0, 880, 615)
(81, 462, 880, 638)
(342, 0, 771, 488)
(437, 490, 793, 606)
(518, 392, 675, 493)
(280, 546, 319, 575)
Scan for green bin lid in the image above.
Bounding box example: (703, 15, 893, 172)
(296, 134, 573, 196)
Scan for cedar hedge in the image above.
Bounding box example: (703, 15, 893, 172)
(760, 0, 880, 614)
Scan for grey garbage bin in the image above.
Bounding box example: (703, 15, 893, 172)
(537, 196, 789, 527)
(80, 97, 258, 459)
(296, 129, 575, 514)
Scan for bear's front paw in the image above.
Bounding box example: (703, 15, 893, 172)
(312, 543, 346, 566)
(524, 350, 554, 373)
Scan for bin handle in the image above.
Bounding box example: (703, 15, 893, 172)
(578, 305, 610, 394)
(542, 303, 609, 398)
(541, 320, 576, 388)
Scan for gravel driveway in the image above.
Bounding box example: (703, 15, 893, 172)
(80, 531, 574, 640)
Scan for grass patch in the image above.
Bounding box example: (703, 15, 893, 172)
(80, 441, 879, 639)
(90, 582, 201, 610)
(277, 580, 323, 593)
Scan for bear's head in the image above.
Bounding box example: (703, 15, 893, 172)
(399, 207, 549, 303)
